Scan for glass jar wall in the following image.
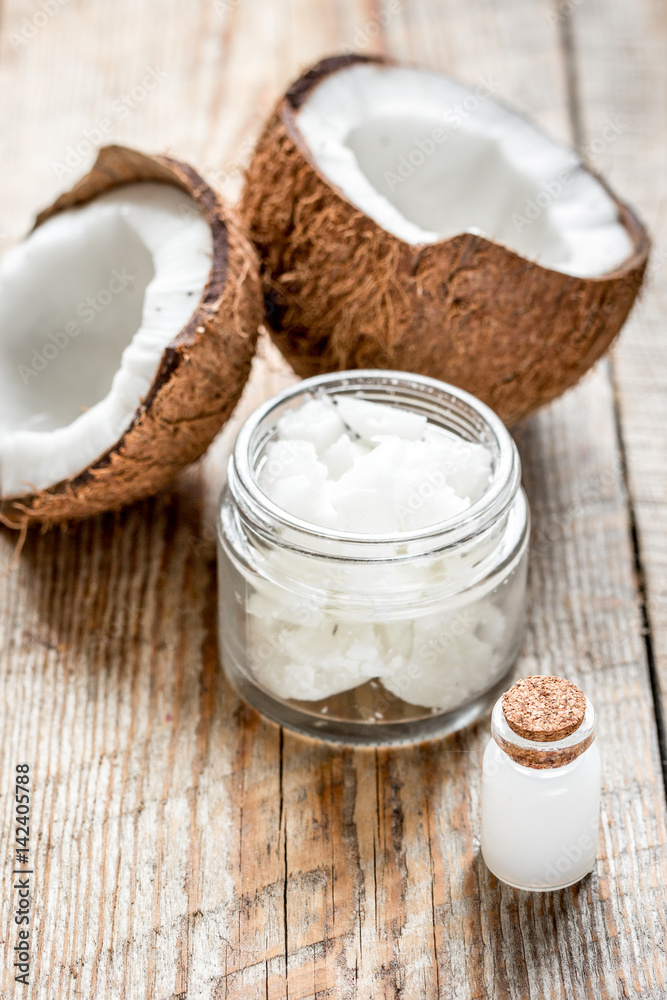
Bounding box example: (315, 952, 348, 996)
(217, 371, 530, 745)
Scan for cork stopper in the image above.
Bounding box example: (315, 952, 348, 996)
(502, 676, 586, 741)
(493, 676, 592, 769)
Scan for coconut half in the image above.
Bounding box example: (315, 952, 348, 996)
(0, 145, 263, 525)
(241, 54, 649, 424)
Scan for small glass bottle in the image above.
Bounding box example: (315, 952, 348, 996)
(481, 675, 601, 891)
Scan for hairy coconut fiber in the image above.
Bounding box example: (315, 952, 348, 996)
(1, 145, 263, 526)
(241, 54, 650, 425)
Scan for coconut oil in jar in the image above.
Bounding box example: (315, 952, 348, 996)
(481, 676, 601, 890)
(217, 371, 530, 745)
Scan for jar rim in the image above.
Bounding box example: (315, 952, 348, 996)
(228, 370, 521, 552)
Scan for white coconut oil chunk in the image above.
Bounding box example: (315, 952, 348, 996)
(248, 392, 515, 708)
(258, 394, 491, 533)
(296, 63, 632, 277)
(0, 183, 212, 495)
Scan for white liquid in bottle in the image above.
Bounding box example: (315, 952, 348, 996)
(481, 676, 601, 891)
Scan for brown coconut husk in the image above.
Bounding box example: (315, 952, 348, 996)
(1, 145, 263, 526)
(241, 54, 650, 425)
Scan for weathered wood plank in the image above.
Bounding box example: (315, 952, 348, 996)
(570, 0, 667, 767)
(0, 0, 666, 998)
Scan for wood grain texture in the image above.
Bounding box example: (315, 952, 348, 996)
(570, 0, 667, 767)
(0, 1, 666, 998)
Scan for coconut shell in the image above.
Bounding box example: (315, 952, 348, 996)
(1, 145, 263, 526)
(241, 54, 650, 425)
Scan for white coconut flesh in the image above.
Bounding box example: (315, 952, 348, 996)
(296, 64, 633, 277)
(0, 182, 212, 497)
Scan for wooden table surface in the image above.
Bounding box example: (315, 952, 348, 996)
(2, 1, 667, 997)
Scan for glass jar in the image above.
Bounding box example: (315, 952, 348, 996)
(481, 681, 601, 890)
(217, 371, 530, 745)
